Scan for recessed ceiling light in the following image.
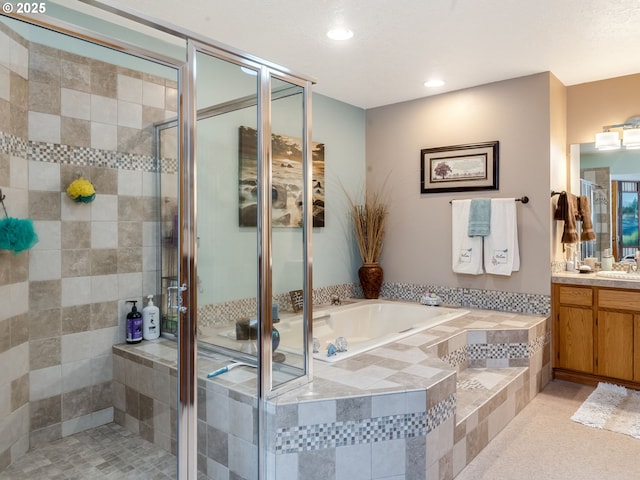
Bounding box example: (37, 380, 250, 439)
(327, 28, 354, 41)
(424, 79, 445, 88)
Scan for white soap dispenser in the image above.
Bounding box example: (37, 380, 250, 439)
(142, 295, 160, 340)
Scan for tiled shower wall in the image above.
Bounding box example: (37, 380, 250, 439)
(0, 23, 177, 469)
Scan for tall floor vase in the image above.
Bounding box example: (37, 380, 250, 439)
(358, 263, 383, 299)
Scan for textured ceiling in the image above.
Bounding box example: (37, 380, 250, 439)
(86, 0, 640, 109)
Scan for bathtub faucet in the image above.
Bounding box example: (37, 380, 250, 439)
(330, 294, 341, 306)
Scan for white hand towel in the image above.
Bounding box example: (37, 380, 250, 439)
(452, 199, 483, 275)
(484, 198, 520, 275)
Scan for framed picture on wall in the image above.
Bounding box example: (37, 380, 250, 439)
(420, 141, 499, 194)
(238, 126, 325, 227)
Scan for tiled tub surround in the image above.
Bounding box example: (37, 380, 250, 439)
(196, 282, 550, 331)
(0, 22, 179, 471)
(114, 305, 550, 479)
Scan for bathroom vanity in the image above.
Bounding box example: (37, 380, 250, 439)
(552, 272, 640, 389)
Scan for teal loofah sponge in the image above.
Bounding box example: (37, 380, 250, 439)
(0, 217, 39, 253)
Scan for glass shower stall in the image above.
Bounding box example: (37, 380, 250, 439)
(0, 3, 313, 479)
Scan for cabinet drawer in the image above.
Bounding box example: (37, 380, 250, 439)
(558, 286, 593, 307)
(598, 289, 640, 312)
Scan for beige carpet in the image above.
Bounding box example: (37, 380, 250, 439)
(456, 380, 640, 480)
(571, 382, 640, 440)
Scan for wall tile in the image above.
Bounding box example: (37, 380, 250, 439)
(90, 300, 118, 330)
(0, 65, 9, 101)
(28, 111, 60, 144)
(117, 248, 143, 274)
(90, 166, 117, 195)
(91, 274, 119, 303)
(90, 61, 117, 98)
(29, 249, 61, 281)
(29, 159, 60, 192)
(142, 80, 164, 109)
(61, 412, 92, 436)
(91, 194, 118, 221)
(60, 193, 91, 222)
(61, 117, 91, 148)
(90, 249, 117, 275)
(29, 365, 62, 401)
(29, 50, 60, 86)
(29, 280, 61, 312)
(61, 358, 92, 394)
(62, 385, 92, 421)
(32, 221, 61, 250)
(60, 58, 90, 93)
(61, 304, 90, 335)
(30, 395, 62, 430)
(29, 337, 61, 370)
(61, 276, 91, 307)
(28, 80, 60, 115)
(10, 373, 29, 411)
(90, 122, 117, 151)
(10, 71, 28, 108)
(61, 88, 91, 120)
(118, 126, 152, 156)
(117, 169, 142, 196)
(61, 221, 91, 249)
(61, 249, 90, 278)
(90, 94, 118, 125)
(28, 308, 61, 340)
(91, 222, 118, 249)
(29, 191, 60, 221)
(117, 100, 142, 129)
(118, 195, 143, 221)
(0, 98, 9, 134)
(91, 354, 112, 385)
(61, 331, 93, 364)
(10, 313, 29, 347)
(119, 222, 143, 248)
(117, 74, 142, 104)
(29, 423, 62, 449)
(9, 155, 27, 189)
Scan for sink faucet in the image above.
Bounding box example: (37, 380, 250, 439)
(330, 294, 341, 306)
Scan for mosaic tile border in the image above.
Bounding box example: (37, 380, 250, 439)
(0, 131, 177, 174)
(274, 393, 455, 454)
(441, 333, 548, 367)
(381, 282, 550, 315)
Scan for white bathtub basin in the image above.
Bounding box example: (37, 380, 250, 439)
(276, 299, 468, 363)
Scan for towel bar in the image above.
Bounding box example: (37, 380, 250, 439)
(449, 196, 529, 204)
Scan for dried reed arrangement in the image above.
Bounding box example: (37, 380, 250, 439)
(347, 190, 388, 265)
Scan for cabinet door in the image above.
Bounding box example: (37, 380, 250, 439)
(597, 310, 634, 381)
(635, 315, 640, 383)
(557, 306, 593, 373)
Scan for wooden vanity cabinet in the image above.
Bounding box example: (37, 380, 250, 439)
(554, 285, 594, 374)
(553, 283, 640, 388)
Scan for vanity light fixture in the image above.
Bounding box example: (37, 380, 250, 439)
(595, 131, 620, 150)
(327, 28, 354, 41)
(623, 127, 640, 149)
(596, 115, 640, 150)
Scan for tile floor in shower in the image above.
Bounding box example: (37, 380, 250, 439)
(0, 423, 207, 480)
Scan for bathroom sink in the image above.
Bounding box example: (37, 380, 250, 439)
(596, 271, 640, 281)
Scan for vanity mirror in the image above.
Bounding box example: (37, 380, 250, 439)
(579, 143, 640, 261)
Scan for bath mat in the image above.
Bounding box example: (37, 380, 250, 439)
(571, 382, 640, 440)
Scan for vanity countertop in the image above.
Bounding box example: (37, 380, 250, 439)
(552, 271, 640, 289)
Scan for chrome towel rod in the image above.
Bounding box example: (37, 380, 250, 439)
(449, 196, 529, 204)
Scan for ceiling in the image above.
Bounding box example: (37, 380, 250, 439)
(86, 0, 640, 109)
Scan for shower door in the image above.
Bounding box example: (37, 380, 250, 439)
(188, 41, 313, 479)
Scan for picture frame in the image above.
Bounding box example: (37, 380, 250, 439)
(420, 141, 499, 194)
(238, 126, 325, 228)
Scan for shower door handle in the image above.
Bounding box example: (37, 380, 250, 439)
(168, 283, 188, 314)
